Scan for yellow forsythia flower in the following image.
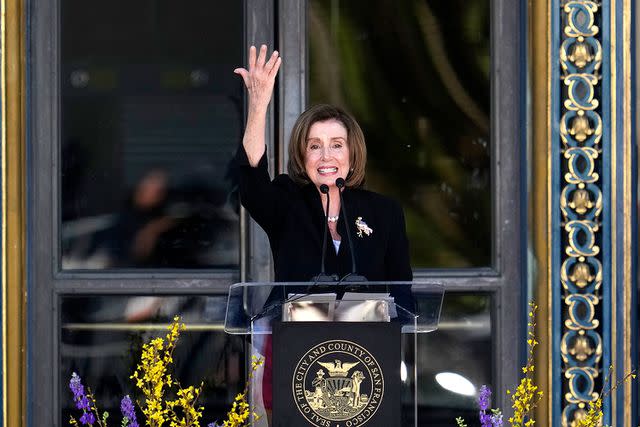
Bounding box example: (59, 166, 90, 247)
(507, 302, 543, 427)
(218, 356, 264, 427)
(131, 316, 205, 427)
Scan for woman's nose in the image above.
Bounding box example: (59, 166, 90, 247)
(321, 146, 331, 160)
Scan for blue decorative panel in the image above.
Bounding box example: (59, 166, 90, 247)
(557, 1, 606, 425)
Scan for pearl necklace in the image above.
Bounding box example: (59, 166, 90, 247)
(327, 215, 339, 223)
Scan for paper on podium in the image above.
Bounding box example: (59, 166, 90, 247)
(334, 293, 396, 322)
(282, 293, 337, 321)
(282, 293, 397, 322)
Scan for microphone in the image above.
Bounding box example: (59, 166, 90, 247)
(281, 184, 336, 309)
(310, 184, 339, 282)
(336, 178, 367, 283)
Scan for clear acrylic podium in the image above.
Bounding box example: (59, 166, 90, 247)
(224, 281, 444, 426)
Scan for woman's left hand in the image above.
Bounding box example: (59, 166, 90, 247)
(234, 45, 281, 113)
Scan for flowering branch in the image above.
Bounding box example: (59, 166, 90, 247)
(209, 356, 264, 427)
(575, 365, 636, 427)
(70, 316, 263, 427)
(130, 316, 207, 427)
(69, 372, 109, 427)
(130, 317, 184, 426)
(120, 395, 139, 427)
(506, 302, 543, 426)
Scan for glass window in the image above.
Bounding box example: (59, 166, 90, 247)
(308, 0, 491, 268)
(410, 293, 492, 423)
(60, 295, 245, 425)
(61, 0, 244, 269)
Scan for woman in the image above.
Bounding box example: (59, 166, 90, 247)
(234, 46, 413, 419)
(234, 45, 412, 284)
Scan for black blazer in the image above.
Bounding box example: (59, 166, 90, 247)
(236, 147, 413, 284)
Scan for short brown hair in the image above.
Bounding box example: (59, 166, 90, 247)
(288, 104, 367, 188)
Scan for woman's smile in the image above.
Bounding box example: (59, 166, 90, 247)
(317, 166, 338, 175)
(304, 119, 350, 189)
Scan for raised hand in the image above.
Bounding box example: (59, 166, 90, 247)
(235, 45, 282, 166)
(234, 45, 282, 113)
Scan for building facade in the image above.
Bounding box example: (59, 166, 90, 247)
(0, 0, 637, 425)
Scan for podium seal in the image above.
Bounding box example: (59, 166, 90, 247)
(291, 339, 384, 427)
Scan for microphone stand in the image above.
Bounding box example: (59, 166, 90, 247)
(283, 184, 337, 307)
(311, 184, 339, 283)
(336, 178, 368, 284)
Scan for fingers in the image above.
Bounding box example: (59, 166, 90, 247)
(265, 50, 279, 71)
(233, 68, 250, 87)
(264, 50, 278, 71)
(237, 45, 281, 86)
(248, 45, 257, 71)
(256, 44, 268, 68)
(269, 56, 282, 78)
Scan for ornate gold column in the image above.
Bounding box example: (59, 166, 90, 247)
(532, 1, 636, 425)
(1, 0, 27, 425)
(531, 0, 552, 423)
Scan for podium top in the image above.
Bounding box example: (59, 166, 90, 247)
(224, 281, 444, 335)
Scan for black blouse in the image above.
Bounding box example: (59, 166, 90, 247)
(236, 146, 412, 284)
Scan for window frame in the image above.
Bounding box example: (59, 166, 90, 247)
(277, 0, 525, 406)
(29, 1, 276, 424)
(28, 0, 524, 423)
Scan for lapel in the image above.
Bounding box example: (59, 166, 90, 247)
(301, 184, 364, 276)
(301, 183, 325, 237)
(301, 184, 334, 260)
(335, 188, 360, 273)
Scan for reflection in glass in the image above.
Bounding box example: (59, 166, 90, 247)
(309, 0, 491, 268)
(402, 293, 491, 424)
(60, 295, 245, 425)
(61, 0, 243, 269)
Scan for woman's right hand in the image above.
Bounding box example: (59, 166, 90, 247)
(234, 45, 282, 112)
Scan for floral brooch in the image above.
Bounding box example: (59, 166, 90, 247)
(355, 217, 373, 237)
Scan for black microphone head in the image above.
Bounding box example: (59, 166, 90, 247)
(335, 177, 345, 189)
(319, 184, 330, 194)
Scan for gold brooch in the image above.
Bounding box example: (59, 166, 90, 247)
(355, 217, 373, 237)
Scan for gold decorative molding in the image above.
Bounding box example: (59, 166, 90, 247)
(1, 0, 27, 425)
(559, 1, 603, 425)
(528, 0, 555, 426)
(530, 0, 552, 424)
(622, 0, 632, 424)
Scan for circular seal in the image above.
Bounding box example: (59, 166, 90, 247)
(291, 340, 384, 427)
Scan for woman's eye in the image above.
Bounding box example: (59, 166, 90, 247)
(332, 143, 343, 149)
(308, 144, 319, 150)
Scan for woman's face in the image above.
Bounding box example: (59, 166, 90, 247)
(304, 119, 350, 189)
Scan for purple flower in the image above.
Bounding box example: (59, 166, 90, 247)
(480, 413, 493, 426)
(120, 395, 139, 427)
(79, 411, 96, 425)
(70, 373, 85, 398)
(477, 385, 493, 427)
(491, 412, 504, 427)
(69, 373, 91, 411)
(477, 385, 491, 411)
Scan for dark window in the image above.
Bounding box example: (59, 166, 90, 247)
(61, 0, 244, 269)
(413, 293, 492, 423)
(60, 295, 245, 426)
(308, 0, 491, 268)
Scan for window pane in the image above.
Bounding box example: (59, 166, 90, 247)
(308, 0, 491, 268)
(61, 0, 243, 269)
(412, 293, 492, 424)
(60, 295, 245, 425)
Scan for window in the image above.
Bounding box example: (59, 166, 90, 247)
(279, 0, 523, 415)
(61, 0, 243, 270)
(29, 1, 277, 424)
(29, 1, 522, 423)
(308, 0, 491, 268)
